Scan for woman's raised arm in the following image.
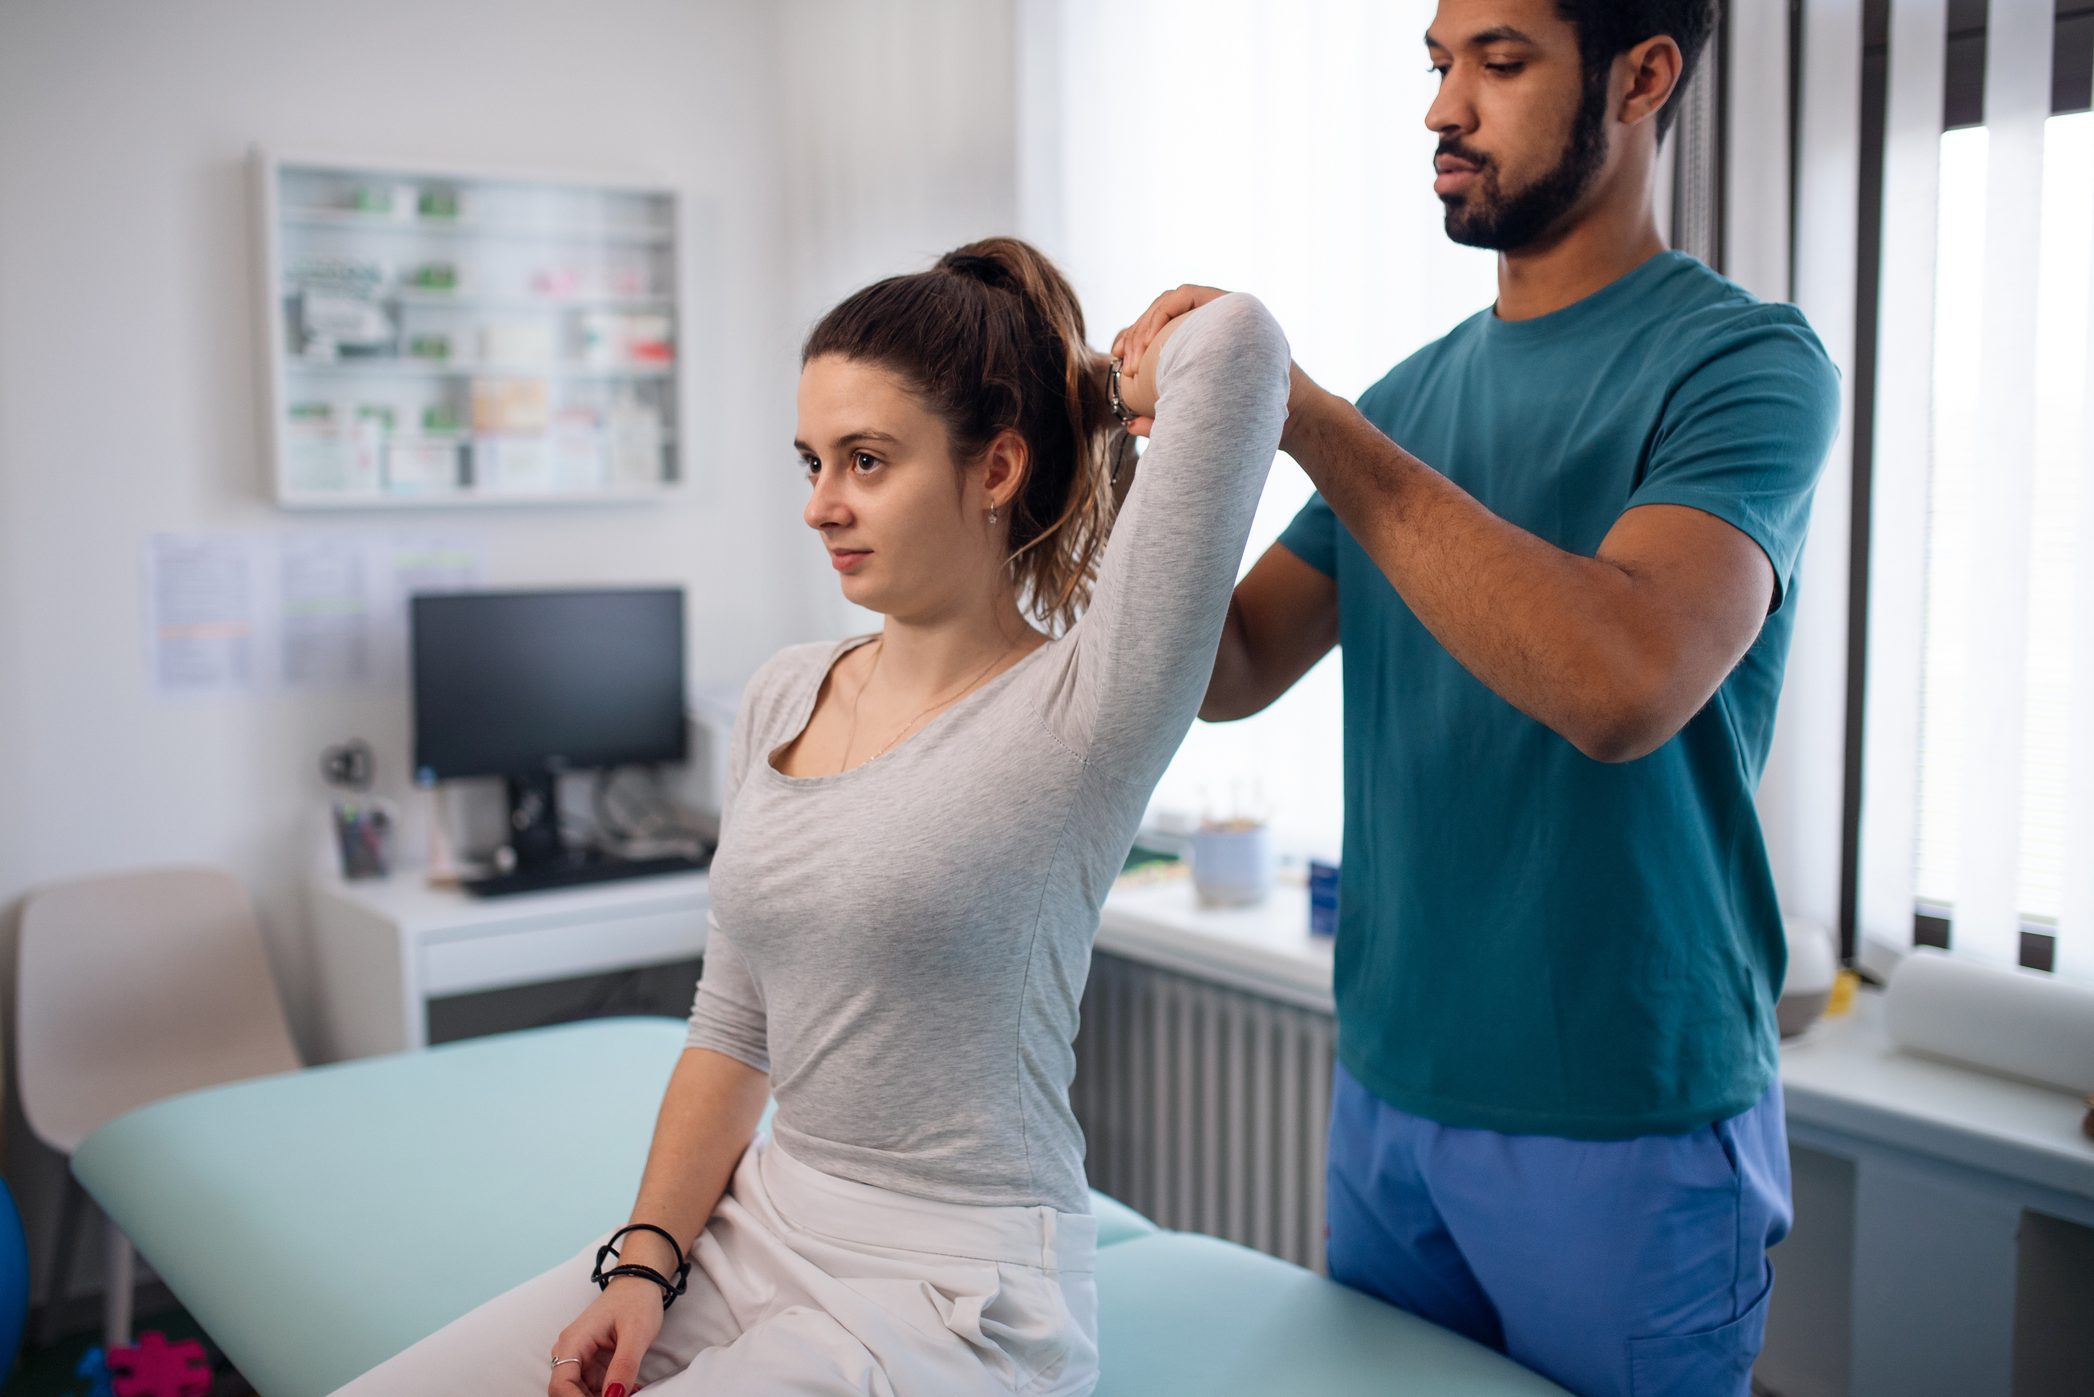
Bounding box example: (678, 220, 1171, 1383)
(1041, 292, 1291, 790)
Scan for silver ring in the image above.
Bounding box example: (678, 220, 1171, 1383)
(550, 1355, 581, 1371)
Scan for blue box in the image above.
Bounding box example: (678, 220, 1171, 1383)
(1308, 859, 1339, 938)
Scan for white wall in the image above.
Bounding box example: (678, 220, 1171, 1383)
(0, 0, 1017, 1317)
(774, 0, 1022, 633)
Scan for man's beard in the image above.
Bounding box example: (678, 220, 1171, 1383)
(1441, 74, 1611, 251)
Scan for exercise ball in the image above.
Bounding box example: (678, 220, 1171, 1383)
(0, 1176, 28, 1381)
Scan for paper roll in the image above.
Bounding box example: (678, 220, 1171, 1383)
(1884, 948, 2094, 1095)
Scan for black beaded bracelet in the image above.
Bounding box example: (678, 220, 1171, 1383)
(592, 1224, 692, 1311)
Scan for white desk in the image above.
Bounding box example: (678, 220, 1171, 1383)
(306, 869, 709, 1060)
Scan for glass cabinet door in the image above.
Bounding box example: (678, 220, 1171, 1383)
(257, 152, 681, 507)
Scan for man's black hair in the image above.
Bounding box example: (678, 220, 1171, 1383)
(1554, 0, 1720, 142)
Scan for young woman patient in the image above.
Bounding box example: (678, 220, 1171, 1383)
(330, 238, 1289, 1396)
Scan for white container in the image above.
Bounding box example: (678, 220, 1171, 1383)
(477, 436, 554, 493)
(548, 421, 607, 490)
(578, 310, 626, 368)
(1191, 822, 1274, 908)
(286, 422, 355, 493)
(479, 320, 556, 367)
(1777, 916, 1839, 1037)
(384, 440, 459, 494)
(608, 395, 663, 486)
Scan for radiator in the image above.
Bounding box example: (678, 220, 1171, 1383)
(1072, 949, 1336, 1273)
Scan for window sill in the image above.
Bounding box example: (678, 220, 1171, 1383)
(1098, 875, 1333, 1014)
(1098, 883, 2094, 1203)
(1782, 986, 2094, 1202)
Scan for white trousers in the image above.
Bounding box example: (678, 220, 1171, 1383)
(330, 1134, 1100, 1395)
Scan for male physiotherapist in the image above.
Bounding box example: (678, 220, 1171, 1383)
(1115, 2, 1838, 1393)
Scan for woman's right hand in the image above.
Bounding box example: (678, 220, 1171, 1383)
(548, 1279, 666, 1397)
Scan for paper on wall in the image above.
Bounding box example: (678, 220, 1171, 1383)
(144, 534, 264, 697)
(146, 530, 483, 698)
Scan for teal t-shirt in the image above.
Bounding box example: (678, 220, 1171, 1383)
(1280, 251, 1840, 1139)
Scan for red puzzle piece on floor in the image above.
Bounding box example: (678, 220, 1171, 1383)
(108, 1330, 213, 1397)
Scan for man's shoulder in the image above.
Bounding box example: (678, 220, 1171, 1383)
(1654, 255, 1832, 373)
(1353, 254, 1834, 425)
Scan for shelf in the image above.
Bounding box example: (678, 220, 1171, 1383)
(383, 289, 674, 312)
(284, 357, 673, 380)
(281, 287, 674, 313)
(278, 483, 682, 511)
(282, 428, 678, 446)
(282, 207, 673, 247)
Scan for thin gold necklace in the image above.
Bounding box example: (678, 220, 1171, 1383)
(844, 635, 1022, 770)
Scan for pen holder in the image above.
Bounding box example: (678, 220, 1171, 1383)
(1191, 821, 1274, 908)
(331, 798, 396, 880)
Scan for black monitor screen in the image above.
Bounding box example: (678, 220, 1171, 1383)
(411, 588, 687, 782)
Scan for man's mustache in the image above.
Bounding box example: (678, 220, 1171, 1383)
(1435, 141, 1491, 171)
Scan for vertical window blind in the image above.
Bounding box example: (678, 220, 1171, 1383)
(1857, 0, 2093, 981)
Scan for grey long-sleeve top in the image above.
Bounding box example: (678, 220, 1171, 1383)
(686, 293, 1290, 1212)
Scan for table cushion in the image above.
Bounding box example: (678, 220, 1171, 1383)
(75, 1016, 1557, 1397)
(1090, 1189, 1158, 1248)
(1094, 1232, 1569, 1396)
(73, 1018, 1157, 1396)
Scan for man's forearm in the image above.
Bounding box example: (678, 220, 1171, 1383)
(608, 1047, 769, 1279)
(1283, 386, 1674, 761)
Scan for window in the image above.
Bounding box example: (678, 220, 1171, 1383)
(1913, 115, 2090, 947)
(1854, 0, 2094, 980)
(1018, 0, 1501, 853)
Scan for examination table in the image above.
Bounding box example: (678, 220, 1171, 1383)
(72, 1018, 1566, 1396)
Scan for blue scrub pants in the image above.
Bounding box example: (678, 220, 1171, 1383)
(1325, 1063, 1791, 1397)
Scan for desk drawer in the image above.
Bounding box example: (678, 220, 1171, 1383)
(421, 902, 707, 998)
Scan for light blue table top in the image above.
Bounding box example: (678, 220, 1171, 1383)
(76, 1016, 1561, 1396)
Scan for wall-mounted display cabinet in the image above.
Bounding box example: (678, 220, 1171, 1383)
(253, 149, 684, 508)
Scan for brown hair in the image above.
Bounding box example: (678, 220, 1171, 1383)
(801, 236, 1121, 634)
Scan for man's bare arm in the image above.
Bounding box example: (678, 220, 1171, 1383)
(1281, 386, 1773, 762)
(1202, 543, 1339, 722)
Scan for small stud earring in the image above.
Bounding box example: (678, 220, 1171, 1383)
(988, 504, 999, 524)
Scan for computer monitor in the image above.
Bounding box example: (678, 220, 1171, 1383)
(410, 587, 687, 869)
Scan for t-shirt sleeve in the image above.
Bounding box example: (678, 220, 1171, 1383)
(1277, 492, 1338, 579)
(684, 914, 769, 1071)
(1624, 308, 1842, 614)
(683, 656, 780, 1071)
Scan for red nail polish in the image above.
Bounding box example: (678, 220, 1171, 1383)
(607, 1385, 626, 1397)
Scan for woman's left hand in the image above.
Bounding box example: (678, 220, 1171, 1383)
(1109, 286, 1223, 433)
